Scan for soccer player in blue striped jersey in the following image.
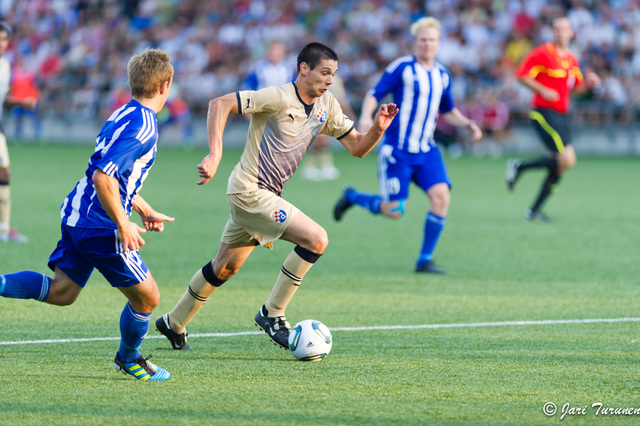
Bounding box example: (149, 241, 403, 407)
(0, 49, 175, 381)
(333, 17, 482, 274)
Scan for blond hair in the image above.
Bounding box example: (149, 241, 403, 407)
(127, 49, 173, 99)
(410, 17, 442, 38)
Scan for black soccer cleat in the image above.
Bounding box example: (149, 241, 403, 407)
(525, 209, 551, 223)
(254, 305, 291, 350)
(333, 185, 355, 221)
(505, 158, 521, 191)
(415, 261, 447, 275)
(155, 314, 192, 351)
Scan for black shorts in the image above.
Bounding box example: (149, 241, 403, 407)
(529, 108, 571, 154)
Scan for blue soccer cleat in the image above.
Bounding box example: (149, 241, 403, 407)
(113, 353, 170, 381)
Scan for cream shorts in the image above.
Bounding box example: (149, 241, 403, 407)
(221, 189, 300, 248)
(0, 133, 9, 168)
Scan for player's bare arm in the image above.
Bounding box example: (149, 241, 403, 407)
(198, 92, 240, 185)
(4, 96, 37, 110)
(442, 108, 483, 141)
(132, 195, 175, 232)
(518, 76, 559, 101)
(340, 103, 398, 158)
(93, 168, 146, 251)
(573, 69, 601, 94)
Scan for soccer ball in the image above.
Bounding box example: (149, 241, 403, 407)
(288, 319, 332, 361)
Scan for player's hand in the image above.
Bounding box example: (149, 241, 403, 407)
(140, 210, 175, 232)
(374, 103, 399, 130)
(467, 121, 483, 141)
(540, 87, 559, 102)
(197, 154, 219, 185)
(22, 98, 37, 110)
(584, 69, 601, 89)
(118, 221, 147, 252)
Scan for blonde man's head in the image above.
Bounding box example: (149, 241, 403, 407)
(128, 49, 174, 99)
(410, 17, 442, 39)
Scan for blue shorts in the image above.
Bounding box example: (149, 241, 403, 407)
(377, 144, 451, 202)
(48, 224, 149, 288)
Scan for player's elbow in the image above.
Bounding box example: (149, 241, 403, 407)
(351, 149, 368, 159)
(209, 93, 236, 113)
(349, 140, 372, 158)
(208, 96, 224, 111)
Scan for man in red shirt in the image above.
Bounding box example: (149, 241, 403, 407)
(506, 17, 600, 222)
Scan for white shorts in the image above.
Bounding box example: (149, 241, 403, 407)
(221, 189, 300, 248)
(0, 133, 9, 168)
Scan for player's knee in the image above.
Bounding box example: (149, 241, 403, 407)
(557, 148, 576, 171)
(49, 294, 78, 306)
(147, 293, 160, 311)
(130, 293, 159, 313)
(430, 190, 450, 213)
(213, 260, 242, 280)
(562, 155, 576, 171)
(308, 227, 329, 254)
(47, 280, 80, 306)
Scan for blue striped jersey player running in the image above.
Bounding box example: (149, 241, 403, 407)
(0, 49, 176, 381)
(333, 17, 482, 274)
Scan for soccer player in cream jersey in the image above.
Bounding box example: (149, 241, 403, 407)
(156, 42, 398, 350)
(0, 49, 175, 381)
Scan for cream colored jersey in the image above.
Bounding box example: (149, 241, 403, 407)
(229, 83, 354, 196)
(0, 57, 10, 125)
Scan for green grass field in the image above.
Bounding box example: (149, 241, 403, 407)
(1, 142, 639, 425)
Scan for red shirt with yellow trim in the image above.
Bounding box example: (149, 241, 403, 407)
(516, 42, 584, 114)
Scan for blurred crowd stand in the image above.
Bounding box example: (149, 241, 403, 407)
(0, 0, 638, 155)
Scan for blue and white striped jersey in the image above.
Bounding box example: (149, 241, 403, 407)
(244, 59, 296, 91)
(60, 99, 158, 229)
(368, 55, 455, 154)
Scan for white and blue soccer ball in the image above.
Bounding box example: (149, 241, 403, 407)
(288, 319, 332, 361)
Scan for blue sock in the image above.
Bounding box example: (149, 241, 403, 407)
(416, 212, 446, 267)
(0, 271, 51, 301)
(118, 302, 151, 363)
(347, 189, 382, 214)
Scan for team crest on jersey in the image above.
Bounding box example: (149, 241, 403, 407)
(273, 210, 287, 223)
(316, 109, 327, 123)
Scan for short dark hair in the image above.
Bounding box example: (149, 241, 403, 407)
(0, 22, 12, 37)
(297, 42, 338, 73)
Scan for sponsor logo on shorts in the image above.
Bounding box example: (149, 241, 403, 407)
(317, 108, 327, 123)
(273, 210, 287, 223)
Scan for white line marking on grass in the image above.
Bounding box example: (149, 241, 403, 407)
(1, 317, 639, 346)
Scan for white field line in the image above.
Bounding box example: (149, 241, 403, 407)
(1, 317, 639, 346)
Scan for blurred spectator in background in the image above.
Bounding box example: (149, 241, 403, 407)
(244, 40, 296, 91)
(0, 21, 37, 243)
(157, 83, 195, 145)
(0, 0, 637, 139)
(9, 55, 41, 141)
